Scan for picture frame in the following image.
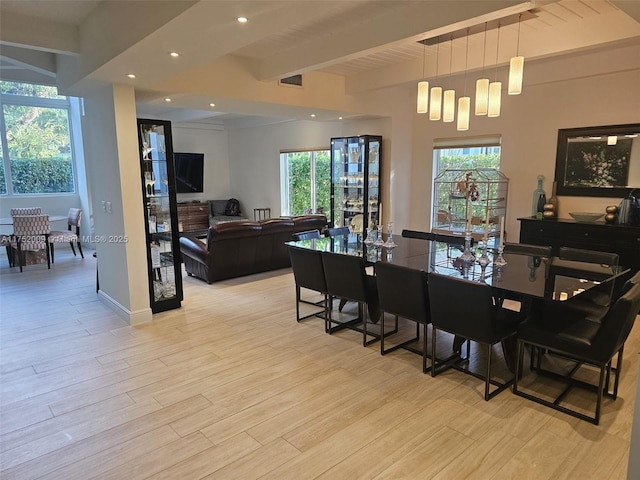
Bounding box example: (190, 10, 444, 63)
(554, 123, 640, 197)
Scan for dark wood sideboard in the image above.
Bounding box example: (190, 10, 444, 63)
(518, 217, 640, 272)
(177, 202, 209, 234)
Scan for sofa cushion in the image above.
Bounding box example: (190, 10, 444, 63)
(209, 200, 228, 216)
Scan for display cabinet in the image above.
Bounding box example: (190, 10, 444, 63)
(137, 118, 183, 313)
(330, 135, 381, 233)
(432, 168, 508, 242)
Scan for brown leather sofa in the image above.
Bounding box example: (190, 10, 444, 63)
(179, 215, 327, 283)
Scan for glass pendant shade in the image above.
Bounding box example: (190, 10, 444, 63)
(443, 89, 455, 123)
(488, 81, 502, 117)
(475, 78, 489, 115)
(429, 86, 443, 121)
(417, 81, 429, 113)
(457, 96, 470, 131)
(508, 56, 524, 95)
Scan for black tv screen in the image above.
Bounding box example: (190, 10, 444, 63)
(173, 152, 204, 193)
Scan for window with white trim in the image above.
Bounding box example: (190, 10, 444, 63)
(280, 149, 330, 216)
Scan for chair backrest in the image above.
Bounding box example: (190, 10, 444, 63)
(434, 233, 471, 247)
(375, 261, 430, 324)
(558, 247, 619, 266)
(325, 226, 351, 237)
(428, 273, 498, 344)
(613, 270, 640, 303)
(401, 229, 435, 241)
(292, 229, 321, 241)
(12, 214, 50, 250)
(67, 208, 82, 229)
(321, 251, 369, 303)
(288, 245, 326, 293)
(11, 207, 41, 216)
(592, 283, 640, 361)
(503, 242, 552, 257)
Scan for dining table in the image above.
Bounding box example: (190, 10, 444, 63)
(289, 232, 631, 368)
(287, 233, 630, 305)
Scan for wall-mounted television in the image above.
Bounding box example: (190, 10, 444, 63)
(173, 152, 204, 193)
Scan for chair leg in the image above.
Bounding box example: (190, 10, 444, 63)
(485, 344, 492, 401)
(17, 243, 23, 272)
(45, 242, 50, 269)
(513, 339, 524, 394)
(77, 240, 84, 258)
(431, 327, 437, 377)
(70, 241, 77, 256)
(613, 345, 624, 399)
(423, 324, 429, 374)
(50, 243, 55, 263)
(595, 365, 606, 425)
(295, 285, 301, 322)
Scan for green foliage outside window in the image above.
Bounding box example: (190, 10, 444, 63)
(286, 150, 330, 215)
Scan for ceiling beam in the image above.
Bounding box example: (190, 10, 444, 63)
(0, 45, 56, 78)
(0, 11, 79, 55)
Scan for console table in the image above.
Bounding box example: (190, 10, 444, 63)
(518, 217, 640, 271)
(177, 202, 208, 234)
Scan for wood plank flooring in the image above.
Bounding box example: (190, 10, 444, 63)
(0, 249, 638, 479)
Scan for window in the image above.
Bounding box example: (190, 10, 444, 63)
(280, 149, 330, 216)
(433, 135, 501, 176)
(0, 81, 76, 195)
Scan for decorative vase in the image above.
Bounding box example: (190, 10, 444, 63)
(532, 175, 546, 220)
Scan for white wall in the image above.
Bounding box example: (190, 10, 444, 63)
(172, 123, 231, 203)
(226, 118, 391, 221)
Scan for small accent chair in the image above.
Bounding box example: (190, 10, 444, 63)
(325, 226, 351, 237)
(288, 245, 328, 327)
(514, 283, 640, 424)
(376, 261, 431, 373)
(10, 214, 51, 272)
(321, 250, 380, 346)
(48, 208, 84, 263)
(401, 229, 435, 241)
(292, 229, 321, 241)
(428, 273, 522, 400)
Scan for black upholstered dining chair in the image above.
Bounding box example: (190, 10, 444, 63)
(321, 250, 380, 346)
(325, 226, 350, 237)
(292, 229, 321, 241)
(503, 242, 552, 257)
(376, 261, 431, 373)
(514, 283, 640, 424)
(428, 273, 522, 400)
(288, 245, 328, 327)
(401, 229, 435, 241)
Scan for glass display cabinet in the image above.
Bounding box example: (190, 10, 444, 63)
(330, 135, 381, 233)
(137, 118, 183, 313)
(432, 168, 509, 242)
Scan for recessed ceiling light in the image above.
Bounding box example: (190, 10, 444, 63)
(209, 103, 216, 107)
(127, 74, 136, 79)
(338, 116, 343, 120)
(237, 16, 248, 23)
(310, 114, 316, 118)
(164, 98, 171, 102)
(169, 52, 180, 58)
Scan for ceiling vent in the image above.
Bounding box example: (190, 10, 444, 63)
(279, 74, 303, 87)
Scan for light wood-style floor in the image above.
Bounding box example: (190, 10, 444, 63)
(1, 249, 638, 479)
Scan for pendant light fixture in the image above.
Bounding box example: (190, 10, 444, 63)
(417, 42, 429, 113)
(508, 14, 524, 95)
(488, 24, 502, 118)
(457, 29, 471, 131)
(475, 23, 489, 115)
(429, 38, 442, 121)
(443, 35, 456, 123)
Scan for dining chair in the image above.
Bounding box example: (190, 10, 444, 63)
(428, 273, 522, 400)
(324, 226, 350, 237)
(321, 250, 380, 346)
(10, 214, 51, 272)
(376, 261, 431, 373)
(514, 283, 640, 424)
(401, 229, 435, 241)
(503, 242, 552, 257)
(10, 207, 42, 216)
(292, 229, 321, 241)
(48, 208, 84, 263)
(288, 245, 328, 327)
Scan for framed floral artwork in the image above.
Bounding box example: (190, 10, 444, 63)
(554, 123, 640, 197)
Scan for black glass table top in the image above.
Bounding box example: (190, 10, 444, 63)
(287, 234, 629, 302)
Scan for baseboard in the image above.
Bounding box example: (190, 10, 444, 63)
(98, 291, 153, 325)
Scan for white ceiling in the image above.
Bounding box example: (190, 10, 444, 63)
(1, 0, 639, 127)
